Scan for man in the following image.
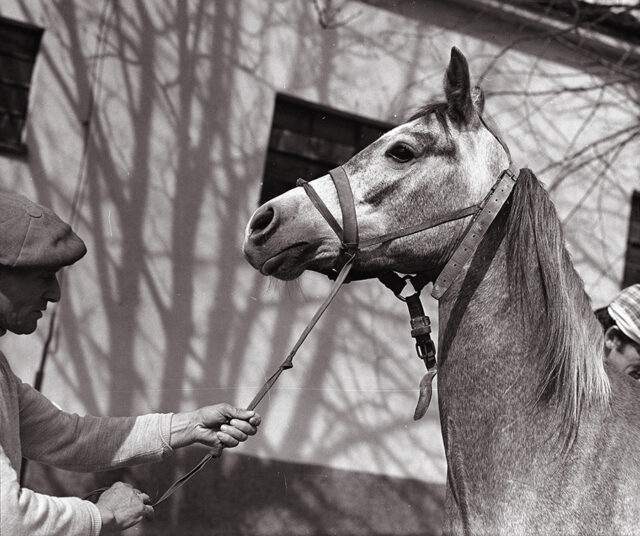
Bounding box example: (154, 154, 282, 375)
(0, 191, 261, 535)
(595, 284, 640, 380)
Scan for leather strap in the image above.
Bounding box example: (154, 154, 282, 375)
(329, 166, 359, 252)
(431, 166, 518, 300)
(297, 167, 359, 275)
(297, 179, 343, 239)
(359, 204, 479, 249)
(406, 293, 436, 369)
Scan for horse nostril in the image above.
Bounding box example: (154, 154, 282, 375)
(251, 206, 274, 231)
(249, 205, 277, 244)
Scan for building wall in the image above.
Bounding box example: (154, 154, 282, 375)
(0, 1, 637, 534)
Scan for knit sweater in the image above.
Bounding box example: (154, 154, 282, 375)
(0, 351, 174, 535)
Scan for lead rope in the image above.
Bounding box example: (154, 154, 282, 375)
(152, 253, 356, 507)
(83, 253, 356, 507)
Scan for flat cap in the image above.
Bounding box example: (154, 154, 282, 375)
(0, 190, 86, 269)
(609, 284, 640, 346)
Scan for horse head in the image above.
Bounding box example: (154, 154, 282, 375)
(243, 48, 510, 281)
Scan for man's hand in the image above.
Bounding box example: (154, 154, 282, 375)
(96, 482, 153, 533)
(170, 403, 261, 455)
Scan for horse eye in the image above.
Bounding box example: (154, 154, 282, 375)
(386, 144, 415, 163)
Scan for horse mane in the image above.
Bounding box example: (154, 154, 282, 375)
(504, 168, 610, 442)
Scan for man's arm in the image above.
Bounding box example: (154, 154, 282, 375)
(17, 379, 173, 471)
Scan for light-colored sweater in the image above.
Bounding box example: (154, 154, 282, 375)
(0, 351, 174, 536)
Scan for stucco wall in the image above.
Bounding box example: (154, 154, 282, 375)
(0, 0, 638, 534)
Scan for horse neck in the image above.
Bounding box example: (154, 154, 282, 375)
(436, 229, 542, 422)
(434, 200, 606, 455)
(433, 225, 552, 532)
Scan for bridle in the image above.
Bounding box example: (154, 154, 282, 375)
(96, 114, 518, 507)
(298, 113, 518, 299)
(297, 113, 518, 417)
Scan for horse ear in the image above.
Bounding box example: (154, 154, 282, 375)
(444, 47, 478, 125)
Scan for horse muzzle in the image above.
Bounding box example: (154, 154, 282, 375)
(243, 189, 338, 279)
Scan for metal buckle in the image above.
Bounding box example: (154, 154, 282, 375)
(501, 168, 517, 182)
(415, 337, 436, 363)
(394, 275, 421, 302)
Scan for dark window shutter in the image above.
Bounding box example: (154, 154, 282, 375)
(622, 190, 640, 287)
(0, 16, 44, 156)
(260, 94, 393, 205)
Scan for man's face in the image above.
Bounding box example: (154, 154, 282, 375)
(606, 327, 640, 380)
(0, 267, 61, 335)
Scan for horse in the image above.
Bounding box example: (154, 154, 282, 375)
(242, 47, 640, 535)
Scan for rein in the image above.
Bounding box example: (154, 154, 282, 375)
(86, 253, 356, 507)
(151, 252, 356, 506)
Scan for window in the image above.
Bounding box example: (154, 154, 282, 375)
(0, 16, 43, 156)
(260, 94, 393, 205)
(622, 190, 640, 287)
